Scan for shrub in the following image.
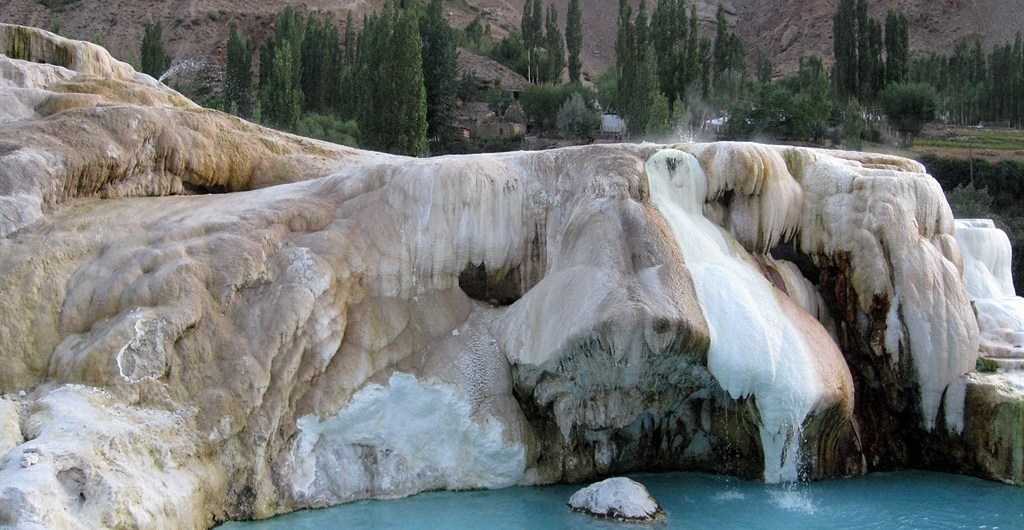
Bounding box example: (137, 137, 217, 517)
(879, 82, 937, 146)
(556, 92, 599, 140)
(294, 114, 360, 147)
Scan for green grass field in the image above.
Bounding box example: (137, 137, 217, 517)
(915, 128, 1024, 151)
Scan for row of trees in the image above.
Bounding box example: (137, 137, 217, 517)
(612, 1, 746, 137)
(832, 0, 908, 102)
(485, 0, 582, 86)
(910, 35, 1024, 127)
(224, 0, 459, 156)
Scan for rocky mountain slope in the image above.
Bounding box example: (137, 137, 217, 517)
(1, 0, 1019, 81)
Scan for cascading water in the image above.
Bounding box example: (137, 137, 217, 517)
(645, 149, 828, 483)
(954, 218, 1024, 377)
(157, 58, 208, 83)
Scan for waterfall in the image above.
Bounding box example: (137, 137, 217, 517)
(645, 149, 826, 483)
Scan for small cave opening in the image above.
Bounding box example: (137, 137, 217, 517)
(715, 189, 735, 209)
(770, 239, 821, 286)
(181, 181, 231, 195)
(458, 263, 523, 306)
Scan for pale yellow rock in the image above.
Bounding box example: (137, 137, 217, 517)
(0, 397, 22, 457)
(0, 23, 1012, 530)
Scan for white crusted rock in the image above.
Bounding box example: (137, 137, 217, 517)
(568, 477, 663, 522)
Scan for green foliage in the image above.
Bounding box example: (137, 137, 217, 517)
(521, 83, 596, 132)
(464, 15, 485, 48)
(140, 21, 171, 77)
(484, 87, 514, 116)
(457, 71, 479, 103)
(614, 0, 660, 136)
(595, 68, 618, 113)
(756, 54, 773, 84)
(712, 3, 745, 85)
(556, 91, 599, 140)
(421, 0, 460, 146)
(926, 153, 1024, 293)
(261, 39, 302, 129)
(565, 0, 583, 83)
(920, 155, 1024, 211)
(295, 114, 360, 147)
(354, 6, 428, 156)
(225, 23, 254, 118)
(520, 0, 544, 83)
(948, 183, 995, 219)
(839, 98, 865, 149)
(833, 0, 856, 98)
(723, 83, 820, 142)
(488, 31, 529, 79)
(88, 31, 104, 49)
(915, 129, 1024, 151)
(884, 10, 909, 86)
(647, 92, 672, 137)
(879, 82, 937, 146)
(300, 15, 342, 115)
(542, 4, 564, 83)
(834, 2, 907, 102)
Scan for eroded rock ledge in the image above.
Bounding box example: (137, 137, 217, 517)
(0, 24, 1020, 530)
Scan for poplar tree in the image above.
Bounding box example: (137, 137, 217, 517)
(866, 18, 884, 98)
(712, 4, 729, 81)
(833, 0, 858, 99)
(262, 40, 302, 129)
(259, 7, 305, 123)
(615, 0, 634, 114)
(521, 0, 543, 83)
(565, 0, 582, 83)
(421, 0, 458, 145)
(140, 21, 171, 78)
(225, 22, 253, 118)
(855, 0, 870, 99)
(355, 6, 427, 156)
(683, 5, 702, 98)
(543, 3, 564, 83)
(884, 9, 909, 86)
(300, 15, 341, 114)
(651, 0, 677, 107)
(629, 1, 658, 136)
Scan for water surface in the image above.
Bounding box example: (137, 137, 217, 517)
(221, 471, 1024, 529)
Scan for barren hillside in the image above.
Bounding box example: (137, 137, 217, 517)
(1, 0, 1018, 80)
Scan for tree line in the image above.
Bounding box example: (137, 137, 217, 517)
(910, 36, 1024, 128)
(139, 0, 1022, 152)
(219, 0, 458, 156)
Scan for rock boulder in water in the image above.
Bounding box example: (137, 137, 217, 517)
(0, 24, 1020, 530)
(568, 477, 663, 522)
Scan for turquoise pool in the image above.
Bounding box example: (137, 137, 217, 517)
(221, 471, 1024, 529)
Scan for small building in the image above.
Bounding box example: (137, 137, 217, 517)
(474, 119, 526, 140)
(601, 114, 626, 139)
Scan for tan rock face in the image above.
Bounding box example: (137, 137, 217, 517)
(0, 24, 1016, 530)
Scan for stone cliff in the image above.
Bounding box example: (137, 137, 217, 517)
(0, 25, 1020, 530)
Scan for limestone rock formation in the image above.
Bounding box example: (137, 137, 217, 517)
(0, 24, 1019, 530)
(568, 477, 663, 521)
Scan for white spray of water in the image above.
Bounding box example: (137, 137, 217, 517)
(158, 58, 208, 83)
(646, 149, 826, 483)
